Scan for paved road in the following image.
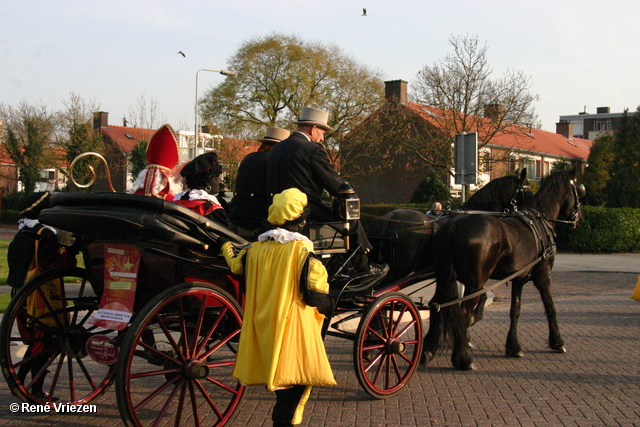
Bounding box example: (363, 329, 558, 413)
(0, 251, 638, 426)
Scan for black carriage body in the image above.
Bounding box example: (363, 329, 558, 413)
(40, 192, 249, 309)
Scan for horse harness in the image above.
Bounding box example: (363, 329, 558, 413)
(430, 178, 585, 313)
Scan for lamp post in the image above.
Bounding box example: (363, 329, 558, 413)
(194, 68, 237, 158)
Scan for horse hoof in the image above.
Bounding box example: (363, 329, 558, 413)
(506, 350, 524, 358)
(552, 345, 566, 353)
(467, 341, 476, 349)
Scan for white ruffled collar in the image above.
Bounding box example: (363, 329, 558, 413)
(257, 228, 310, 244)
(17, 218, 57, 233)
(174, 188, 220, 204)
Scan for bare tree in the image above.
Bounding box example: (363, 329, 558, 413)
(413, 34, 540, 171)
(126, 92, 168, 130)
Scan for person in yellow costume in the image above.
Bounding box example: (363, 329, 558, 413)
(222, 187, 336, 427)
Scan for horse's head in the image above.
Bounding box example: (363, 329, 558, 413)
(525, 168, 585, 229)
(463, 168, 530, 212)
(555, 169, 586, 229)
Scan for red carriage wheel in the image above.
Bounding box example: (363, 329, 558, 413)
(115, 282, 244, 427)
(353, 292, 423, 398)
(0, 267, 116, 405)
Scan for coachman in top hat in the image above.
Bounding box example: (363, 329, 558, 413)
(266, 107, 388, 281)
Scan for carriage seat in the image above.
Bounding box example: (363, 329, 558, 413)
(308, 222, 348, 255)
(40, 192, 249, 253)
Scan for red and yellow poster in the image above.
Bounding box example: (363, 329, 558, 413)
(89, 244, 141, 331)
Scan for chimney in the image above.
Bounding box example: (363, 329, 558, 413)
(596, 106, 610, 114)
(556, 120, 574, 138)
(93, 111, 109, 129)
(385, 80, 408, 105)
(483, 104, 504, 121)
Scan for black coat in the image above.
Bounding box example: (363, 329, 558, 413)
(230, 151, 271, 228)
(266, 132, 343, 221)
(266, 132, 372, 252)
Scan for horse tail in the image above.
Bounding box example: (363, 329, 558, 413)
(422, 222, 461, 363)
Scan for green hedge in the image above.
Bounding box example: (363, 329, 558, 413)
(0, 210, 20, 225)
(556, 206, 640, 253)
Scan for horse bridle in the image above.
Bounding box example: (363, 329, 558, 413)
(507, 180, 528, 212)
(544, 179, 585, 228)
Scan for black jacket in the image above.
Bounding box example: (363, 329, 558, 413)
(230, 151, 271, 227)
(266, 132, 343, 221)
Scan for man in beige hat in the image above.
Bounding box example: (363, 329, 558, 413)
(266, 107, 388, 280)
(230, 126, 291, 229)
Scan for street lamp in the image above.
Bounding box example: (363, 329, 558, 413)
(194, 68, 237, 158)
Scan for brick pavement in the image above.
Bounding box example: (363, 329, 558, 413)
(0, 265, 638, 426)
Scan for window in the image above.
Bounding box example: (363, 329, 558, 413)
(594, 119, 611, 131)
(524, 159, 536, 180)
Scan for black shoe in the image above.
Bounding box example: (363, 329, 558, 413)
(32, 389, 59, 402)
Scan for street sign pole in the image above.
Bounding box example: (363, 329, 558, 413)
(454, 132, 478, 203)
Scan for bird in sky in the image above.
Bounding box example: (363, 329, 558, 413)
(362, 8, 368, 16)
(177, 50, 186, 57)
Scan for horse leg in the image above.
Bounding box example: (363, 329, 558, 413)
(470, 293, 488, 326)
(448, 302, 475, 370)
(533, 271, 566, 353)
(421, 305, 442, 365)
(506, 279, 525, 357)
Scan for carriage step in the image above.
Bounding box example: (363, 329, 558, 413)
(342, 264, 389, 293)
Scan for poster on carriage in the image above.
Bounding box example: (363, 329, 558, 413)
(88, 244, 141, 331)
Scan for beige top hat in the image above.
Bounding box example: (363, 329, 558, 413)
(258, 126, 290, 144)
(296, 107, 332, 131)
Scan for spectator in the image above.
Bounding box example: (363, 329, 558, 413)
(426, 201, 442, 218)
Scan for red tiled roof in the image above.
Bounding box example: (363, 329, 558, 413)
(101, 125, 155, 153)
(406, 102, 593, 160)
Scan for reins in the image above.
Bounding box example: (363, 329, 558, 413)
(429, 255, 547, 312)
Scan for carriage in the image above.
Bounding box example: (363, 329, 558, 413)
(0, 163, 583, 426)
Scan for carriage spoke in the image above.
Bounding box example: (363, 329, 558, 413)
(187, 380, 200, 426)
(75, 356, 99, 390)
(196, 378, 225, 420)
(172, 381, 188, 427)
(199, 328, 240, 363)
(390, 305, 409, 336)
(189, 296, 208, 358)
(67, 356, 76, 402)
(147, 379, 182, 427)
(155, 315, 188, 364)
(195, 306, 229, 357)
(45, 352, 66, 403)
(132, 374, 181, 412)
(177, 300, 192, 359)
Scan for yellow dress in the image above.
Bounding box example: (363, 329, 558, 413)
(222, 233, 336, 390)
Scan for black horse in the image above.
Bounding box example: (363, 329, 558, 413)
(367, 169, 529, 283)
(423, 169, 584, 370)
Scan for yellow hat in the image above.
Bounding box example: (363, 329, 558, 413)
(268, 188, 308, 225)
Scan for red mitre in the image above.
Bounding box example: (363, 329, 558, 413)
(147, 124, 179, 170)
(138, 124, 180, 199)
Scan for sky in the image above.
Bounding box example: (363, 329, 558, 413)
(2, 0, 639, 134)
